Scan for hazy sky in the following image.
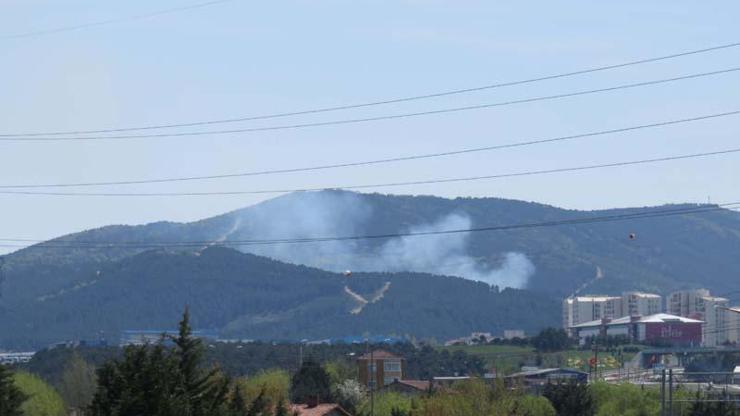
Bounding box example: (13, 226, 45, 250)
(1, 1, 739, 253)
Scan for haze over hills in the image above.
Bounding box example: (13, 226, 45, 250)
(2, 190, 740, 347)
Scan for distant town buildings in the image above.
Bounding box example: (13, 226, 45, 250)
(565, 288, 740, 347)
(120, 329, 218, 346)
(0, 352, 34, 365)
(503, 330, 526, 340)
(444, 330, 525, 346)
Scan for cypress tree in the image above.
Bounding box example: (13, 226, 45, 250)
(0, 364, 27, 416)
(229, 385, 247, 415)
(246, 388, 268, 416)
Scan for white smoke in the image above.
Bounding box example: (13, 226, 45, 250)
(371, 213, 534, 288)
(235, 192, 534, 289)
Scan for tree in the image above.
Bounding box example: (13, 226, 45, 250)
(246, 388, 269, 416)
(333, 379, 366, 413)
(543, 381, 595, 416)
(229, 385, 247, 415)
(0, 365, 27, 416)
(589, 382, 659, 416)
(290, 359, 332, 404)
(58, 353, 98, 412)
(13, 371, 65, 416)
(532, 328, 571, 352)
(89, 308, 231, 416)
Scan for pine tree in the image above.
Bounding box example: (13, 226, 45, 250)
(246, 388, 268, 416)
(229, 385, 247, 415)
(290, 359, 332, 404)
(90, 307, 230, 416)
(0, 364, 27, 416)
(173, 306, 228, 416)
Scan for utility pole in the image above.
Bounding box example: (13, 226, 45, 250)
(660, 369, 666, 416)
(298, 344, 303, 369)
(370, 347, 375, 416)
(668, 368, 673, 416)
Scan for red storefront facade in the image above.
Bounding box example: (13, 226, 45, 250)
(642, 321, 702, 345)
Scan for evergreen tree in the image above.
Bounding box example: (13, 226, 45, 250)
(89, 307, 230, 416)
(230, 385, 247, 415)
(543, 381, 594, 416)
(290, 359, 332, 404)
(246, 388, 268, 416)
(0, 365, 27, 416)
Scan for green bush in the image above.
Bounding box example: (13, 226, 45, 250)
(13, 372, 66, 416)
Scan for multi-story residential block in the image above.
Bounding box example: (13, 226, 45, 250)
(667, 289, 730, 346)
(622, 292, 662, 317)
(563, 295, 623, 333)
(667, 289, 710, 318)
(725, 307, 740, 345)
(357, 350, 405, 390)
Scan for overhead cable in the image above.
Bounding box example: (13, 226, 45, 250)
(0, 0, 238, 40)
(1, 202, 738, 249)
(2, 109, 738, 189)
(3, 41, 740, 136)
(3, 67, 740, 142)
(2, 147, 739, 197)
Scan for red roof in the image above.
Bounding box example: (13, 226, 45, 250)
(397, 379, 431, 391)
(290, 403, 352, 416)
(357, 350, 402, 360)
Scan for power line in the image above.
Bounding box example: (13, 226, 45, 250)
(1, 202, 738, 249)
(3, 67, 740, 142)
(0, 0, 238, 40)
(2, 109, 737, 189)
(3, 41, 740, 136)
(3, 147, 740, 197)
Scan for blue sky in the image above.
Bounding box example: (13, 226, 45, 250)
(0, 1, 739, 252)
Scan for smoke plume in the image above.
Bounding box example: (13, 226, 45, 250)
(235, 192, 534, 289)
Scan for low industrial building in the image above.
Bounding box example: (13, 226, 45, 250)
(571, 313, 703, 346)
(506, 368, 588, 385)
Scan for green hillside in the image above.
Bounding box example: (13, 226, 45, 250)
(0, 247, 559, 349)
(2, 190, 740, 348)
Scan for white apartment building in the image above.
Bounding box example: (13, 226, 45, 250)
(667, 289, 731, 346)
(726, 307, 740, 345)
(622, 292, 662, 317)
(563, 295, 623, 333)
(667, 289, 710, 317)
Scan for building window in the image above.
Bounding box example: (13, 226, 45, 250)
(383, 376, 397, 385)
(384, 361, 401, 372)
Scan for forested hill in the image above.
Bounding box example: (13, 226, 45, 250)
(0, 247, 558, 349)
(4, 190, 740, 307)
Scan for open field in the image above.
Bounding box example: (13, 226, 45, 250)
(440, 344, 641, 375)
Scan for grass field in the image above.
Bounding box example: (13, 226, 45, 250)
(440, 344, 640, 375)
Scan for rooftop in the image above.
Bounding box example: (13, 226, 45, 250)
(573, 295, 621, 302)
(290, 404, 351, 416)
(507, 368, 588, 378)
(357, 350, 402, 360)
(624, 292, 661, 298)
(572, 313, 703, 328)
